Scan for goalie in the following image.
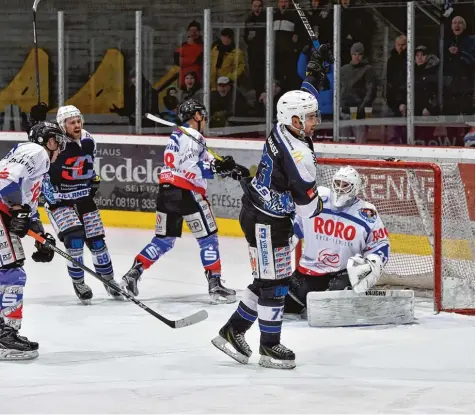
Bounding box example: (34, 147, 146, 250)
(284, 166, 391, 317)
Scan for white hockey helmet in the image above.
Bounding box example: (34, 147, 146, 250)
(331, 166, 361, 208)
(56, 105, 84, 133)
(277, 90, 319, 127)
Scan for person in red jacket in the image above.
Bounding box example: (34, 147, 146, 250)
(174, 21, 204, 88)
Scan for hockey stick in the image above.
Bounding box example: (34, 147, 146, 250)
(291, 0, 320, 49)
(32, 0, 42, 104)
(145, 113, 224, 161)
(27, 230, 208, 329)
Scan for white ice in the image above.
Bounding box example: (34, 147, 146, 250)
(0, 227, 474, 414)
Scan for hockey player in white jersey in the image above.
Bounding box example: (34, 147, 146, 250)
(121, 99, 249, 303)
(284, 166, 391, 316)
(0, 122, 66, 360)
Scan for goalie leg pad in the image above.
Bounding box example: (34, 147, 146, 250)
(306, 290, 415, 327)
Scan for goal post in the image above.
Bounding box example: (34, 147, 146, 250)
(295, 158, 474, 315)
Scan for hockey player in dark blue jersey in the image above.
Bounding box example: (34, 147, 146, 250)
(212, 90, 324, 370)
(41, 105, 122, 304)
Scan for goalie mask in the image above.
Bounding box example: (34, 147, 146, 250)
(330, 166, 361, 209)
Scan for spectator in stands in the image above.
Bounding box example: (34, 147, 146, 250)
(443, 15, 475, 115)
(274, 0, 301, 91)
(210, 28, 246, 91)
(160, 87, 180, 123)
(174, 20, 204, 88)
(177, 71, 203, 104)
(256, 79, 285, 118)
(307, 0, 333, 45)
(109, 69, 158, 127)
(244, 0, 267, 97)
(340, 0, 374, 64)
(210, 76, 250, 127)
(414, 45, 439, 117)
(340, 42, 376, 143)
(386, 35, 407, 117)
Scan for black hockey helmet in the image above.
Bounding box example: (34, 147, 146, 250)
(29, 122, 67, 152)
(178, 98, 208, 124)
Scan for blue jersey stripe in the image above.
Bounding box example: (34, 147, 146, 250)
(321, 208, 371, 237)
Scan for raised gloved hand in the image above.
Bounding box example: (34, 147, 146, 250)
(31, 233, 56, 263)
(90, 174, 101, 198)
(30, 102, 49, 123)
(9, 205, 32, 238)
(211, 156, 236, 175)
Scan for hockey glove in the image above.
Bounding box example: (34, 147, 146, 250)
(29, 102, 49, 123)
(9, 205, 32, 238)
(211, 156, 236, 175)
(32, 233, 56, 263)
(230, 164, 251, 181)
(90, 174, 101, 198)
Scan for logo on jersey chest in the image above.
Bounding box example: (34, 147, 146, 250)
(314, 217, 356, 241)
(317, 248, 340, 268)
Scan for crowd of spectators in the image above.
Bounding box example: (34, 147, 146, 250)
(116, 0, 474, 143)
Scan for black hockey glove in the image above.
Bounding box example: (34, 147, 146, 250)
(212, 156, 236, 175)
(32, 233, 56, 263)
(90, 174, 101, 198)
(29, 102, 49, 123)
(230, 164, 251, 181)
(9, 205, 32, 238)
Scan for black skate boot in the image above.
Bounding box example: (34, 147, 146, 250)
(259, 343, 296, 369)
(102, 274, 124, 300)
(72, 278, 93, 305)
(0, 325, 39, 361)
(121, 261, 143, 297)
(211, 322, 252, 364)
(206, 271, 236, 304)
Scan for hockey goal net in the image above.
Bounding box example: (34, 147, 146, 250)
(295, 158, 475, 315)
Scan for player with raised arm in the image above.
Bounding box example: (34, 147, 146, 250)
(121, 99, 249, 303)
(41, 105, 122, 304)
(211, 90, 324, 370)
(284, 166, 391, 317)
(0, 122, 66, 360)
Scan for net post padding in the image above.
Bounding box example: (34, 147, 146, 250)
(294, 158, 474, 315)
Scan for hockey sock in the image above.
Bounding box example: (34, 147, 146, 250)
(258, 284, 289, 346)
(88, 239, 114, 277)
(0, 267, 26, 330)
(65, 237, 85, 281)
(135, 236, 176, 270)
(197, 234, 221, 274)
(229, 285, 259, 333)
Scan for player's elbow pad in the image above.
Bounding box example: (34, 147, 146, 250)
(294, 195, 323, 218)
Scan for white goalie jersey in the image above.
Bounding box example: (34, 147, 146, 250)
(294, 186, 390, 276)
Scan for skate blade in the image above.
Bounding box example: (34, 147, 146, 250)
(209, 293, 237, 304)
(211, 335, 249, 364)
(258, 355, 296, 370)
(106, 287, 125, 301)
(0, 349, 39, 361)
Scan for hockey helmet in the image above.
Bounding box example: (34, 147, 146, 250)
(331, 166, 361, 208)
(277, 90, 320, 127)
(29, 122, 67, 153)
(178, 99, 208, 124)
(57, 105, 84, 133)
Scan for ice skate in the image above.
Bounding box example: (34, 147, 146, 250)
(206, 271, 236, 304)
(211, 322, 252, 364)
(259, 343, 296, 369)
(0, 326, 39, 361)
(72, 278, 93, 305)
(121, 261, 143, 297)
(102, 274, 124, 300)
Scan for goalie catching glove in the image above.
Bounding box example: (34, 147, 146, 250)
(346, 253, 383, 293)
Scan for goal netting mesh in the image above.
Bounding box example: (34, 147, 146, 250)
(298, 159, 475, 313)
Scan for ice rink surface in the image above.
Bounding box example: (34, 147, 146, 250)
(0, 227, 474, 414)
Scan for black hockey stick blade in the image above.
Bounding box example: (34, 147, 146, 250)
(28, 230, 208, 329)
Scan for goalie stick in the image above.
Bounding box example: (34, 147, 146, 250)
(32, 0, 42, 104)
(27, 230, 208, 329)
(145, 113, 224, 161)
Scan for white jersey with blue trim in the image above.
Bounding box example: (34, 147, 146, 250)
(159, 126, 214, 195)
(0, 142, 50, 215)
(294, 187, 390, 276)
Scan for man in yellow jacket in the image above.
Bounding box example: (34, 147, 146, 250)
(211, 28, 246, 91)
